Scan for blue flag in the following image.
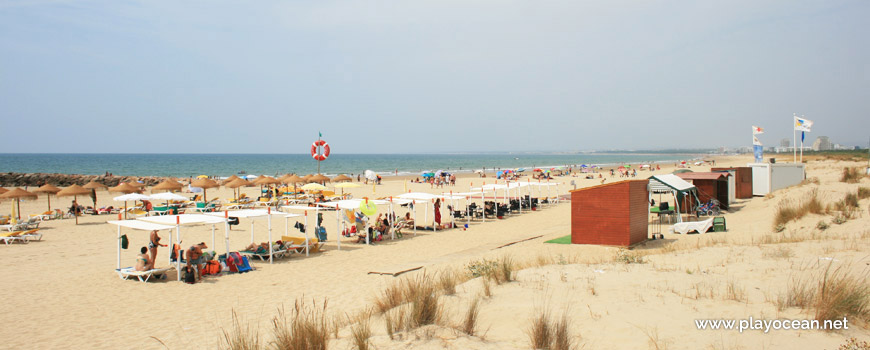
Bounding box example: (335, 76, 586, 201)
(801, 131, 805, 143)
(319, 131, 322, 138)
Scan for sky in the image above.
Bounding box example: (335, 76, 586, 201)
(1, 0, 868, 153)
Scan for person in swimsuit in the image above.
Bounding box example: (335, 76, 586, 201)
(149, 230, 166, 267)
(135, 247, 152, 271)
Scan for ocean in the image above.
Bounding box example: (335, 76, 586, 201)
(0, 153, 698, 178)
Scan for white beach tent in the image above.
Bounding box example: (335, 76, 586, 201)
(316, 198, 390, 243)
(281, 205, 341, 254)
(397, 192, 454, 232)
(204, 209, 283, 264)
(138, 214, 228, 280)
(648, 174, 698, 223)
(108, 219, 175, 272)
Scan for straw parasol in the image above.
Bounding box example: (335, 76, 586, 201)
(225, 178, 254, 200)
(128, 181, 147, 188)
(0, 187, 8, 195)
(221, 175, 241, 185)
(302, 174, 314, 182)
(253, 175, 281, 186)
(82, 180, 107, 208)
(152, 179, 183, 193)
(1, 188, 38, 221)
(109, 182, 140, 194)
(332, 174, 352, 182)
(33, 184, 62, 211)
(190, 178, 219, 202)
(309, 174, 330, 185)
(57, 185, 91, 224)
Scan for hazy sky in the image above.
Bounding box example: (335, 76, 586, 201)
(1, 1, 867, 153)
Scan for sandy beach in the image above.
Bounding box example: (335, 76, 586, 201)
(1, 154, 868, 349)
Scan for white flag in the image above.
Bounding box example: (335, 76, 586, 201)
(753, 136, 763, 146)
(794, 116, 813, 132)
(752, 126, 764, 135)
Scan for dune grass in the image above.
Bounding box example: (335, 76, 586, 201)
(841, 167, 865, 183)
(458, 297, 481, 336)
(221, 310, 260, 350)
(270, 300, 330, 350)
(773, 189, 823, 228)
(528, 308, 576, 350)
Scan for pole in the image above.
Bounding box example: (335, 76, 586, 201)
(224, 211, 230, 258)
(268, 209, 273, 264)
(304, 211, 309, 256)
(793, 113, 797, 163)
(116, 225, 121, 270)
(335, 204, 341, 250)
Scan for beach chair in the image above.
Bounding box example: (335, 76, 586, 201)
(115, 266, 172, 282)
(0, 230, 28, 244)
(281, 236, 323, 253)
(18, 228, 42, 241)
(241, 242, 291, 261)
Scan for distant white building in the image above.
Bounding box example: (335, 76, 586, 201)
(812, 136, 832, 151)
(780, 139, 790, 147)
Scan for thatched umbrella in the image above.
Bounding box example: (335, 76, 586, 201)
(190, 178, 219, 203)
(226, 178, 254, 200)
(332, 174, 352, 183)
(82, 180, 107, 208)
(57, 185, 91, 224)
(221, 175, 241, 185)
(128, 181, 148, 188)
(1, 188, 38, 221)
(33, 184, 62, 211)
(281, 175, 304, 197)
(152, 179, 183, 193)
(0, 187, 8, 195)
(309, 174, 330, 185)
(302, 174, 314, 183)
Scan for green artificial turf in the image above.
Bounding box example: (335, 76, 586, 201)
(544, 235, 572, 244)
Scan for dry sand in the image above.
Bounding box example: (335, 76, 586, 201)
(1, 155, 869, 349)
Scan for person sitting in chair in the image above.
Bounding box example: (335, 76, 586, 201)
(135, 246, 153, 271)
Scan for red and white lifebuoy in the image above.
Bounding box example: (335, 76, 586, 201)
(311, 140, 330, 161)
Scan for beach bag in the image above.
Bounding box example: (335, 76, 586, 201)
(225, 254, 239, 273)
(315, 226, 327, 241)
(120, 234, 129, 250)
(182, 266, 196, 284)
(202, 260, 221, 276)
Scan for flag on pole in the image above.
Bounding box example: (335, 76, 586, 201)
(752, 126, 764, 135)
(753, 136, 763, 146)
(319, 131, 322, 137)
(794, 117, 813, 132)
(802, 131, 805, 143)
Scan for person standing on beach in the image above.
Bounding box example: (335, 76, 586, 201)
(434, 198, 442, 229)
(187, 242, 207, 281)
(149, 230, 166, 267)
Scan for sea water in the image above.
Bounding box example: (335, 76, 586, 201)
(0, 153, 698, 178)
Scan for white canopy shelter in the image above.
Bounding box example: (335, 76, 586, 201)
(281, 205, 340, 253)
(205, 209, 283, 263)
(108, 220, 175, 271)
(139, 214, 228, 280)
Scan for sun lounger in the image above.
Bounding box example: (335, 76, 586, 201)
(115, 266, 172, 282)
(240, 243, 296, 261)
(281, 236, 323, 253)
(0, 230, 28, 244)
(18, 228, 41, 241)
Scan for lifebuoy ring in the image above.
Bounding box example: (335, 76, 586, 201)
(311, 140, 330, 161)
